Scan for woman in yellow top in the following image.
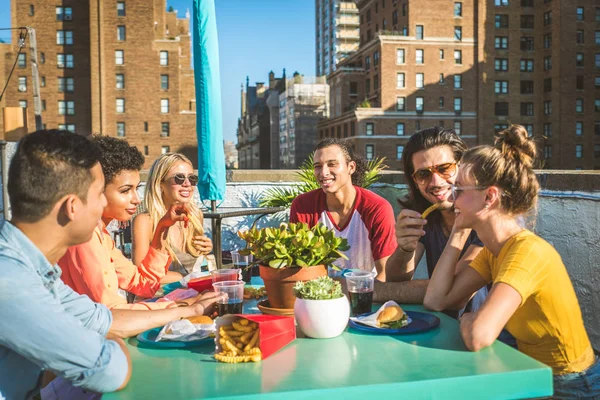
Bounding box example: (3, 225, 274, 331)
(132, 153, 212, 276)
(424, 125, 598, 399)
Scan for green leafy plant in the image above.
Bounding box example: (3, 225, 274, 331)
(237, 222, 349, 269)
(259, 156, 387, 208)
(293, 276, 343, 300)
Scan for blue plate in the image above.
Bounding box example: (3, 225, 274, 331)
(349, 311, 440, 334)
(136, 327, 213, 349)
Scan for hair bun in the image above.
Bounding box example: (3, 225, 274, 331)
(494, 125, 536, 168)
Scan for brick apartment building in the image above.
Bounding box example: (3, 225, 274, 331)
(1, 0, 197, 167)
(318, 0, 600, 170)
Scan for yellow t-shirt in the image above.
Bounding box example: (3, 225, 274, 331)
(469, 230, 593, 374)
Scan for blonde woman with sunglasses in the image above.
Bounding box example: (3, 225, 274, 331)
(132, 153, 212, 276)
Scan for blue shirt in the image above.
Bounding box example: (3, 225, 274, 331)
(0, 221, 128, 399)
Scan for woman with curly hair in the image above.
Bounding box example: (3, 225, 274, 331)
(132, 153, 212, 276)
(59, 136, 213, 310)
(424, 125, 598, 398)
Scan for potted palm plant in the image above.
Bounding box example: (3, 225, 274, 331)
(293, 276, 350, 339)
(237, 222, 349, 309)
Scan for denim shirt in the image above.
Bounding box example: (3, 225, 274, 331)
(0, 221, 128, 399)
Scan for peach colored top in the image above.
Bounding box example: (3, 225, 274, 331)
(59, 226, 175, 310)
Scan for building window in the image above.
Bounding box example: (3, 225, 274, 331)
(116, 74, 124, 89)
(544, 146, 552, 159)
(366, 122, 374, 136)
(160, 51, 169, 66)
(576, 30, 584, 45)
(520, 102, 534, 116)
(56, 30, 73, 45)
(521, 15, 534, 29)
(17, 53, 26, 68)
(396, 49, 405, 64)
(544, 34, 552, 49)
(416, 25, 424, 40)
(373, 74, 379, 91)
(439, 97, 445, 108)
(521, 80, 534, 94)
(454, 2, 462, 17)
(495, 80, 508, 94)
(144, 122, 149, 132)
(366, 79, 371, 93)
(596, 99, 600, 112)
(495, 0, 509, 6)
(19, 100, 27, 108)
(520, 37, 534, 51)
(161, 146, 170, 155)
(520, 59, 533, 72)
(40, 52, 45, 64)
(522, 0, 534, 6)
(595, 144, 600, 158)
(116, 98, 125, 113)
(365, 145, 374, 160)
(117, 26, 126, 41)
(396, 73, 405, 89)
(439, 49, 445, 60)
(161, 122, 170, 137)
(29, 4, 34, 16)
(416, 120, 421, 130)
(117, 2, 126, 16)
(454, 50, 462, 64)
(58, 100, 75, 115)
(576, 7, 584, 21)
(577, 53, 585, 67)
(576, 98, 584, 113)
(454, 97, 462, 112)
(58, 124, 75, 132)
(143, 146, 149, 156)
(454, 74, 462, 89)
(41, 76, 46, 87)
(365, 56, 371, 70)
(397, 145, 404, 160)
(523, 124, 533, 136)
(495, 102, 509, 116)
(115, 50, 124, 65)
(18, 77, 27, 92)
(116, 122, 126, 137)
(439, 73, 445, 84)
(454, 121, 462, 135)
(495, 14, 509, 28)
(161, 74, 169, 90)
(416, 49, 424, 64)
(544, 123, 552, 137)
(454, 26, 462, 41)
(544, 78, 552, 92)
(56, 7, 72, 21)
(577, 75, 584, 90)
(58, 77, 74, 92)
(397, 123, 405, 135)
(543, 11, 552, 26)
(373, 51, 380, 66)
(416, 97, 424, 112)
(544, 101, 552, 115)
(596, 76, 600, 88)
(416, 73, 424, 89)
(495, 36, 509, 49)
(396, 97, 405, 111)
(576, 121, 583, 136)
(596, 31, 600, 45)
(575, 144, 583, 159)
(495, 58, 508, 71)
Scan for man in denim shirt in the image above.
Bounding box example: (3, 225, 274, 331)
(0, 130, 131, 399)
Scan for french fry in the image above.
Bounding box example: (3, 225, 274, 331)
(232, 321, 254, 332)
(239, 319, 249, 326)
(215, 317, 262, 363)
(420, 202, 441, 219)
(244, 330, 259, 352)
(240, 330, 255, 344)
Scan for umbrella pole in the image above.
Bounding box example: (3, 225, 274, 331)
(211, 200, 222, 268)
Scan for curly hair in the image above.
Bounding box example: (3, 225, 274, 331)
(314, 138, 367, 186)
(90, 135, 144, 185)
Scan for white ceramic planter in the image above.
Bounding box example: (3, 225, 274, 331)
(293, 295, 350, 339)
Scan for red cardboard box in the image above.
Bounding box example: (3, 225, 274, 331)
(187, 276, 213, 293)
(215, 314, 296, 359)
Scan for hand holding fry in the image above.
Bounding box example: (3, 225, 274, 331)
(192, 235, 213, 254)
(395, 209, 427, 252)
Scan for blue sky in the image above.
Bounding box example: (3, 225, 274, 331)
(0, 0, 315, 142)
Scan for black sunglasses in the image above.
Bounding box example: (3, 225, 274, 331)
(171, 173, 199, 186)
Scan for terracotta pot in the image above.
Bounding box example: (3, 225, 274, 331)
(259, 264, 327, 309)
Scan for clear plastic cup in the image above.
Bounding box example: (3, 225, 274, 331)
(212, 280, 245, 316)
(211, 268, 240, 283)
(345, 271, 375, 316)
(231, 250, 254, 283)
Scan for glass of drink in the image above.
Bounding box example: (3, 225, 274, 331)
(231, 250, 254, 283)
(345, 271, 375, 316)
(212, 280, 245, 316)
(211, 269, 240, 283)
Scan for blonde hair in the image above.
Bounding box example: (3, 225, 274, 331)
(144, 153, 204, 259)
(461, 125, 539, 216)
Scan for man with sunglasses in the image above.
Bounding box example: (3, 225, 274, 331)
(381, 127, 488, 316)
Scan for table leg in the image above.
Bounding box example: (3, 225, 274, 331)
(214, 217, 223, 268)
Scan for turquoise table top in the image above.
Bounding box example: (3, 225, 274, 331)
(105, 284, 552, 399)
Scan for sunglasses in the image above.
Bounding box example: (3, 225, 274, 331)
(412, 162, 458, 185)
(450, 184, 487, 201)
(170, 173, 199, 186)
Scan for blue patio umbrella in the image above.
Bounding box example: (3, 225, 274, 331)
(193, 0, 225, 204)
